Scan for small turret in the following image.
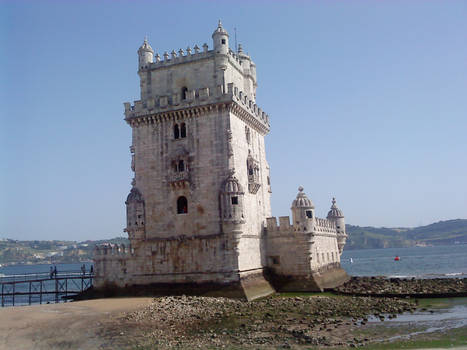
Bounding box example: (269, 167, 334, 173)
(220, 173, 245, 227)
(124, 187, 146, 244)
(138, 37, 154, 70)
(327, 198, 347, 254)
(212, 20, 229, 55)
(291, 186, 315, 232)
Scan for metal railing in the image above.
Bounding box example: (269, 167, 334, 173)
(0, 270, 94, 307)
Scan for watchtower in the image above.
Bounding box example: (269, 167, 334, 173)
(106, 21, 274, 299)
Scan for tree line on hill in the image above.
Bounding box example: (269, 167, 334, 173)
(1, 219, 466, 265)
(345, 219, 467, 249)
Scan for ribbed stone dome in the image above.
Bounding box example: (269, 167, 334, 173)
(327, 198, 344, 218)
(126, 187, 144, 203)
(212, 20, 228, 37)
(223, 175, 243, 193)
(291, 186, 314, 208)
(138, 38, 154, 53)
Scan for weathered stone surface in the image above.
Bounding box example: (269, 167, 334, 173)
(94, 22, 349, 298)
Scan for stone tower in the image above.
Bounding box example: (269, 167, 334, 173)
(93, 22, 349, 298)
(95, 21, 274, 300)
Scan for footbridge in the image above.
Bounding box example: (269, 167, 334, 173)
(0, 270, 93, 307)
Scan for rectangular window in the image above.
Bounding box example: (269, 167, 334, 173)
(221, 39, 226, 44)
(231, 196, 238, 205)
(306, 210, 313, 218)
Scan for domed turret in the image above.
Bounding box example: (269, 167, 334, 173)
(291, 186, 315, 232)
(327, 198, 344, 219)
(125, 187, 146, 243)
(220, 173, 245, 227)
(138, 37, 154, 69)
(212, 20, 229, 55)
(326, 198, 347, 254)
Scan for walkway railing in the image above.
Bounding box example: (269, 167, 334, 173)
(0, 270, 94, 307)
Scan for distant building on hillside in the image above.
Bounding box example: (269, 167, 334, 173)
(94, 22, 349, 300)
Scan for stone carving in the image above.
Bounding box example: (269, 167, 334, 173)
(94, 22, 349, 300)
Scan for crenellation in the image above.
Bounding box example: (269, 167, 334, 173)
(124, 83, 269, 130)
(95, 22, 348, 298)
(279, 216, 291, 231)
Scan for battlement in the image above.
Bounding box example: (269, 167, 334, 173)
(266, 216, 338, 236)
(266, 216, 293, 234)
(139, 43, 252, 76)
(315, 218, 337, 235)
(124, 83, 270, 130)
(94, 243, 133, 258)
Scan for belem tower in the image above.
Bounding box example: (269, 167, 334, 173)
(94, 22, 349, 300)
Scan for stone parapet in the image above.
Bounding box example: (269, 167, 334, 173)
(139, 44, 247, 76)
(94, 243, 133, 259)
(124, 83, 269, 132)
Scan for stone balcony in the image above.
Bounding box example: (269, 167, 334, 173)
(168, 171, 190, 188)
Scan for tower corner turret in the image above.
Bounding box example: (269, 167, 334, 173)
(327, 197, 347, 254)
(291, 186, 315, 232)
(212, 20, 229, 55)
(137, 37, 154, 70)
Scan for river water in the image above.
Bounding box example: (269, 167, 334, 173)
(341, 244, 467, 278)
(1, 245, 466, 307)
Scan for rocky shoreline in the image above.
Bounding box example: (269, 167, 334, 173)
(97, 277, 467, 349)
(119, 294, 416, 349)
(333, 276, 467, 297)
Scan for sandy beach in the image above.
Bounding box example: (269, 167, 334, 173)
(0, 298, 152, 350)
(0, 293, 466, 349)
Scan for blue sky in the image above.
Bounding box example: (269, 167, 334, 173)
(1, 0, 466, 241)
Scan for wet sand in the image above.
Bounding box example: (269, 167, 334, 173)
(0, 297, 152, 350)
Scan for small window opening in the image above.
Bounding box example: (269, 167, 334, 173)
(306, 210, 313, 219)
(221, 39, 226, 45)
(267, 176, 270, 185)
(174, 124, 180, 139)
(178, 160, 185, 172)
(269, 256, 280, 265)
(177, 196, 188, 214)
(181, 87, 188, 100)
(180, 123, 186, 138)
(231, 196, 238, 205)
(248, 167, 253, 176)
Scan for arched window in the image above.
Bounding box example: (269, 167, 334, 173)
(177, 196, 188, 214)
(174, 124, 180, 139)
(178, 160, 185, 172)
(180, 123, 186, 138)
(181, 87, 188, 100)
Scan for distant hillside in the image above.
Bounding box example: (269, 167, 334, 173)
(0, 237, 129, 266)
(1, 219, 467, 264)
(345, 219, 467, 250)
